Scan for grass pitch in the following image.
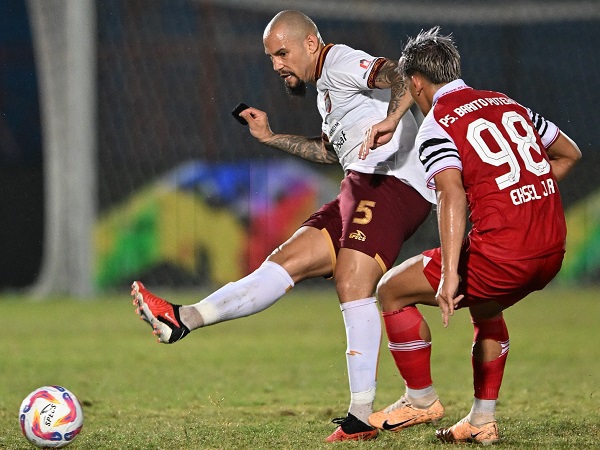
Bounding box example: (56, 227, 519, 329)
(0, 285, 598, 449)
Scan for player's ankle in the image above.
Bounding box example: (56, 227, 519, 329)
(406, 386, 438, 409)
(179, 306, 204, 330)
(348, 404, 373, 425)
(467, 398, 496, 427)
(467, 412, 496, 427)
(467, 411, 496, 427)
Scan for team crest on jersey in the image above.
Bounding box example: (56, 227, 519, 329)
(324, 90, 332, 113)
(360, 59, 371, 69)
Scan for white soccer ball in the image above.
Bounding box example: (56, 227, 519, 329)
(19, 385, 84, 448)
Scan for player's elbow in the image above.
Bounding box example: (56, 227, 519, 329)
(570, 142, 583, 165)
(551, 131, 582, 166)
(559, 138, 582, 179)
(565, 133, 582, 163)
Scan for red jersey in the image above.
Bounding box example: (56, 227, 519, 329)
(416, 80, 566, 260)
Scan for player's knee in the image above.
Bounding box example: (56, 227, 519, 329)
(375, 275, 398, 311)
(334, 277, 375, 302)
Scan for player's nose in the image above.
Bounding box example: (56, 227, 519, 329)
(271, 58, 283, 71)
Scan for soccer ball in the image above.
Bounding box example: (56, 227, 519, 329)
(19, 385, 84, 448)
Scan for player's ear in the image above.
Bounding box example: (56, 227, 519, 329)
(410, 74, 424, 93)
(306, 34, 320, 54)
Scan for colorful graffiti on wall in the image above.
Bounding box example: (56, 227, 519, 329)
(559, 190, 600, 283)
(94, 160, 338, 289)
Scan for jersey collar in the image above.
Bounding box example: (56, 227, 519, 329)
(433, 79, 471, 105)
(314, 43, 334, 81)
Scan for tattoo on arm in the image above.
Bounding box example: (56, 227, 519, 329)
(264, 135, 337, 164)
(375, 59, 411, 117)
(374, 59, 401, 86)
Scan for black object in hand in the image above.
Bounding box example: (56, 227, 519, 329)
(231, 103, 250, 125)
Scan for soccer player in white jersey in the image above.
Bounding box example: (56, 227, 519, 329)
(361, 27, 581, 444)
(131, 10, 435, 442)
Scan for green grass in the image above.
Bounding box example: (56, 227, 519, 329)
(1, 285, 598, 449)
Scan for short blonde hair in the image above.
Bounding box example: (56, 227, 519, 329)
(399, 26, 461, 84)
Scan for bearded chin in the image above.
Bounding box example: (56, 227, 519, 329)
(284, 79, 307, 97)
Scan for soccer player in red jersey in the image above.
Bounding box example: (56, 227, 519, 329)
(361, 27, 581, 444)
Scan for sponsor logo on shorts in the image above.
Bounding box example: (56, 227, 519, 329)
(349, 230, 366, 241)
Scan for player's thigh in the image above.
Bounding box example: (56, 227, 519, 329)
(267, 226, 334, 282)
(467, 250, 564, 317)
(377, 254, 437, 312)
(468, 302, 508, 321)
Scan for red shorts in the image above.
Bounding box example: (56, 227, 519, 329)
(302, 170, 431, 272)
(422, 240, 564, 308)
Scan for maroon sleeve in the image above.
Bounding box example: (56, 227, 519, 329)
(367, 57, 387, 89)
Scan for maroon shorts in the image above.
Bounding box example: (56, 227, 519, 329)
(422, 240, 564, 308)
(302, 170, 432, 272)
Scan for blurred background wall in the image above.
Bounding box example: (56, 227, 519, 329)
(1, 0, 598, 295)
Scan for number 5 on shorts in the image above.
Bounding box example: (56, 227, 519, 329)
(352, 200, 376, 225)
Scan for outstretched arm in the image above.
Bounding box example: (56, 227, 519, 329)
(359, 59, 414, 159)
(546, 131, 581, 181)
(264, 134, 338, 164)
(239, 107, 337, 164)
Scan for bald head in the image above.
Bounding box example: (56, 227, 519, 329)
(262, 10, 325, 87)
(263, 10, 322, 44)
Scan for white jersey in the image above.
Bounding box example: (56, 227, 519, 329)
(315, 44, 435, 204)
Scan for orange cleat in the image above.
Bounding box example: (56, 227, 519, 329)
(436, 417, 499, 445)
(369, 395, 445, 431)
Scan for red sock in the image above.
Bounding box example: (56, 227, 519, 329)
(383, 306, 432, 389)
(471, 315, 510, 400)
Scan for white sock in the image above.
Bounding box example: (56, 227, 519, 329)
(406, 385, 438, 408)
(341, 297, 381, 424)
(349, 388, 376, 425)
(188, 261, 294, 326)
(468, 398, 496, 426)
